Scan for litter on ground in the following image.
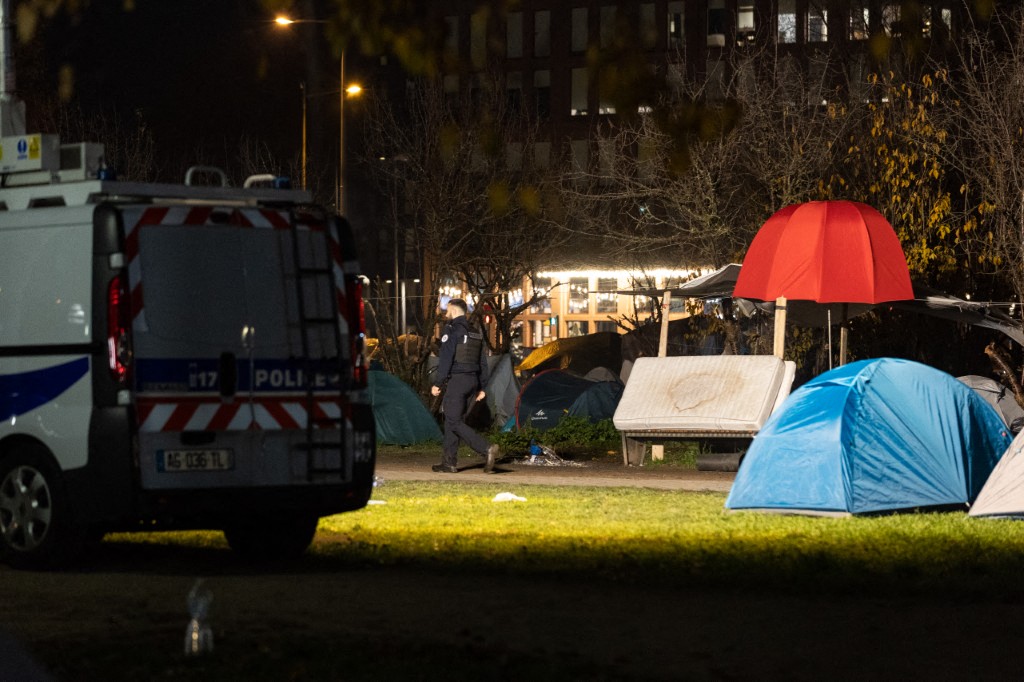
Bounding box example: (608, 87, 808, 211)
(492, 492, 527, 503)
(515, 443, 587, 467)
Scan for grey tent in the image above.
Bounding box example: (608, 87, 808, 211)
(958, 375, 1024, 430)
(485, 354, 521, 428)
(368, 370, 442, 445)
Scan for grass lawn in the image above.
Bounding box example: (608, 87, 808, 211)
(311, 480, 1024, 597)
(98, 478, 1024, 596)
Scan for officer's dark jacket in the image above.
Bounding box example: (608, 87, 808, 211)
(434, 315, 489, 387)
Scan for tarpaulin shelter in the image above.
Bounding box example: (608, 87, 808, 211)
(515, 369, 623, 431)
(970, 429, 1024, 518)
(642, 263, 1024, 346)
(367, 370, 442, 445)
(726, 358, 1012, 516)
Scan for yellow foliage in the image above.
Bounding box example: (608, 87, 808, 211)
(487, 181, 512, 217)
(518, 185, 541, 217)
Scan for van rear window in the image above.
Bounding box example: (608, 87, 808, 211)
(136, 226, 290, 351)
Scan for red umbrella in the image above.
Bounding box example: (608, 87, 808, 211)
(733, 201, 913, 363)
(733, 200, 912, 304)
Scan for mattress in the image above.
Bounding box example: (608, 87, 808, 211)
(613, 355, 794, 433)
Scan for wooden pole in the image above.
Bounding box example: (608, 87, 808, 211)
(839, 303, 849, 366)
(773, 296, 787, 359)
(652, 290, 672, 462)
(657, 290, 671, 357)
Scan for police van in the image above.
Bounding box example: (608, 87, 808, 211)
(0, 136, 375, 567)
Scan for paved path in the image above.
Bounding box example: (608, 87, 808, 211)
(374, 451, 735, 493)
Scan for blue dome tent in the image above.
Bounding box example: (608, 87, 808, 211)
(726, 358, 1012, 516)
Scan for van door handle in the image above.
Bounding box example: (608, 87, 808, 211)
(219, 352, 238, 398)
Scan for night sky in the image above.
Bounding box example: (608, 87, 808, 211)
(20, 1, 315, 181)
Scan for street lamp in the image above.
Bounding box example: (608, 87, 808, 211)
(274, 15, 360, 214)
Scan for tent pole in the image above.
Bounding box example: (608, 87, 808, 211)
(652, 290, 672, 462)
(773, 296, 787, 359)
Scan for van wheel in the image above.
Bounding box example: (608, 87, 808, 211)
(0, 443, 79, 569)
(223, 513, 319, 561)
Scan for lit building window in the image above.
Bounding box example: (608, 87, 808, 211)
(849, 2, 870, 40)
(567, 321, 589, 337)
(708, 0, 726, 47)
(778, 0, 797, 43)
(882, 3, 901, 36)
(738, 2, 755, 44)
(807, 2, 828, 42)
(663, 277, 688, 312)
(667, 1, 684, 48)
(508, 288, 524, 308)
(568, 277, 590, 314)
(596, 277, 618, 313)
(530, 277, 552, 314)
(923, 5, 953, 39)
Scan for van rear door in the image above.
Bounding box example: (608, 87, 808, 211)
(126, 205, 349, 491)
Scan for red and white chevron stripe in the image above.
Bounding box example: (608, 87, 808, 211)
(136, 396, 343, 432)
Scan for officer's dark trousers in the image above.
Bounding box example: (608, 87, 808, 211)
(442, 372, 490, 466)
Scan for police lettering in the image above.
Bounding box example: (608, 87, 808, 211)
(253, 368, 333, 389)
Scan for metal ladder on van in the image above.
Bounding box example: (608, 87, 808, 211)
(288, 212, 348, 482)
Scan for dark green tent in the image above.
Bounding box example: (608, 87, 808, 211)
(368, 371, 442, 445)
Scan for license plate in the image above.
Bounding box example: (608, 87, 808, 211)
(157, 449, 234, 473)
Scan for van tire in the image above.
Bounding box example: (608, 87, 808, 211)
(0, 442, 82, 569)
(222, 513, 319, 561)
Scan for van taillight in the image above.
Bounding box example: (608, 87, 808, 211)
(107, 274, 133, 385)
(346, 275, 367, 389)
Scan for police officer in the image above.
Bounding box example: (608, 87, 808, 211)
(430, 299, 501, 473)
